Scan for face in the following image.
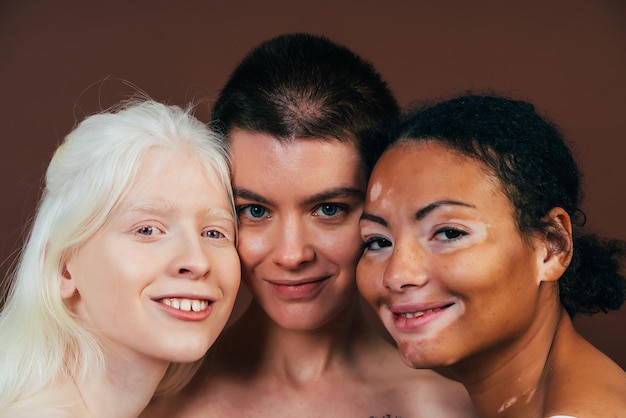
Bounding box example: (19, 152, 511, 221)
(63, 148, 240, 365)
(357, 141, 548, 370)
(229, 131, 366, 330)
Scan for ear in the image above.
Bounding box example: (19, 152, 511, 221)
(60, 260, 78, 299)
(535, 207, 573, 284)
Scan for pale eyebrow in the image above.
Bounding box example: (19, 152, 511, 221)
(122, 200, 235, 223)
(123, 200, 176, 216)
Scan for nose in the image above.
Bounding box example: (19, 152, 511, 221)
(382, 241, 429, 292)
(271, 215, 315, 270)
(172, 233, 211, 279)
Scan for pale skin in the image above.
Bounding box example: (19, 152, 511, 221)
(142, 132, 477, 418)
(22, 148, 240, 418)
(357, 141, 626, 418)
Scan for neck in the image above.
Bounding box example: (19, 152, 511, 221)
(76, 346, 169, 417)
(221, 296, 377, 386)
(453, 303, 567, 418)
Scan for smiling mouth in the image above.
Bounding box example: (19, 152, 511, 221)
(160, 298, 211, 312)
(270, 276, 330, 287)
(396, 304, 452, 319)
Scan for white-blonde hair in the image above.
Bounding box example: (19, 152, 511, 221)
(0, 99, 234, 410)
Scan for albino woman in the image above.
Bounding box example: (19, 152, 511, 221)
(0, 100, 241, 417)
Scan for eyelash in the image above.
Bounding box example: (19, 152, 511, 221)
(134, 225, 228, 240)
(433, 227, 468, 242)
(362, 236, 393, 252)
(237, 203, 348, 220)
(312, 203, 346, 218)
(237, 204, 270, 220)
(135, 225, 164, 236)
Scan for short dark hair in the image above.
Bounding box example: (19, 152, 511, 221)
(211, 32, 400, 174)
(393, 93, 625, 317)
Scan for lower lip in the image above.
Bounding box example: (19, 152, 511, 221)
(392, 306, 450, 331)
(156, 301, 214, 321)
(269, 278, 330, 299)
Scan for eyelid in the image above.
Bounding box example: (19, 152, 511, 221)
(362, 235, 393, 252)
(237, 204, 271, 220)
(133, 223, 166, 239)
(312, 202, 347, 217)
(432, 226, 469, 242)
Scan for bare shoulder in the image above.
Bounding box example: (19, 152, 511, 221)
(0, 386, 84, 418)
(140, 328, 260, 418)
(545, 338, 626, 418)
(356, 339, 478, 418)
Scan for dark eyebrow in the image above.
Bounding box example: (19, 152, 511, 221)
(233, 188, 270, 205)
(415, 200, 475, 220)
(302, 187, 364, 206)
(234, 186, 363, 207)
(360, 212, 387, 227)
(360, 200, 475, 226)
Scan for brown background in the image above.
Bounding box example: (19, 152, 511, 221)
(1, 0, 625, 369)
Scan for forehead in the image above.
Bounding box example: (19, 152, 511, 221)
(369, 141, 507, 208)
(229, 130, 365, 197)
(120, 147, 230, 207)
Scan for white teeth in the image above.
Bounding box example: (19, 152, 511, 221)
(191, 300, 201, 311)
(400, 308, 438, 319)
(162, 298, 209, 312)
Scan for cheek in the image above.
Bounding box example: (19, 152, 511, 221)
(236, 228, 268, 270)
(356, 258, 381, 302)
(216, 250, 242, 296)
(318, 224, 363, 269)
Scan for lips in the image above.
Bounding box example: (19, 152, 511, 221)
(154, 296, 215, 321)
(267, 276, 331, 299)
(160, 297, 211, 312)
(390, 302, 454, 329)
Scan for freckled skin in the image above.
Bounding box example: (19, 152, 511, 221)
(357, 141, 626, 417)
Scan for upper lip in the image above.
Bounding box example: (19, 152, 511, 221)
(151, 293, 216, 302)
(266, 276, 331, 286)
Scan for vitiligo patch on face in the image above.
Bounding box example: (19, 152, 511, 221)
(368, 181, 382, 202)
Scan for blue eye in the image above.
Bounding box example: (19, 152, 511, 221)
(239, 204, 269, 219)
(203, 230, 226, 239)
(314, 203, 343, 217)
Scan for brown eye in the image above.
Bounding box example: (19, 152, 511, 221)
(434, 227, 467, 242)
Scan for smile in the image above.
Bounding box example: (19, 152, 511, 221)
(161, 298, 210, 312)
(268, 276, 331, 299)
(397, 307, 444, 319)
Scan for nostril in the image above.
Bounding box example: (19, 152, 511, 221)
(178, 268, 191, 274)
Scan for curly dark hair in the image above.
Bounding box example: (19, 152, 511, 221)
(392, 93, 625, 317)
(211, 32, 399, 174)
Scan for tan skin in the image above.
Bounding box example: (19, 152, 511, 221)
(357, 141, 626, 418)
(142, 132, 478, 418)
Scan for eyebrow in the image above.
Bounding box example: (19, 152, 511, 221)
(123, 200, 234, 222)
(360, 200, 475, 226)
(415, 200, 475, 220)
(302, 187, 364, 206)
(233, 188, 269, 205)
(233, 186, 364, 206)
